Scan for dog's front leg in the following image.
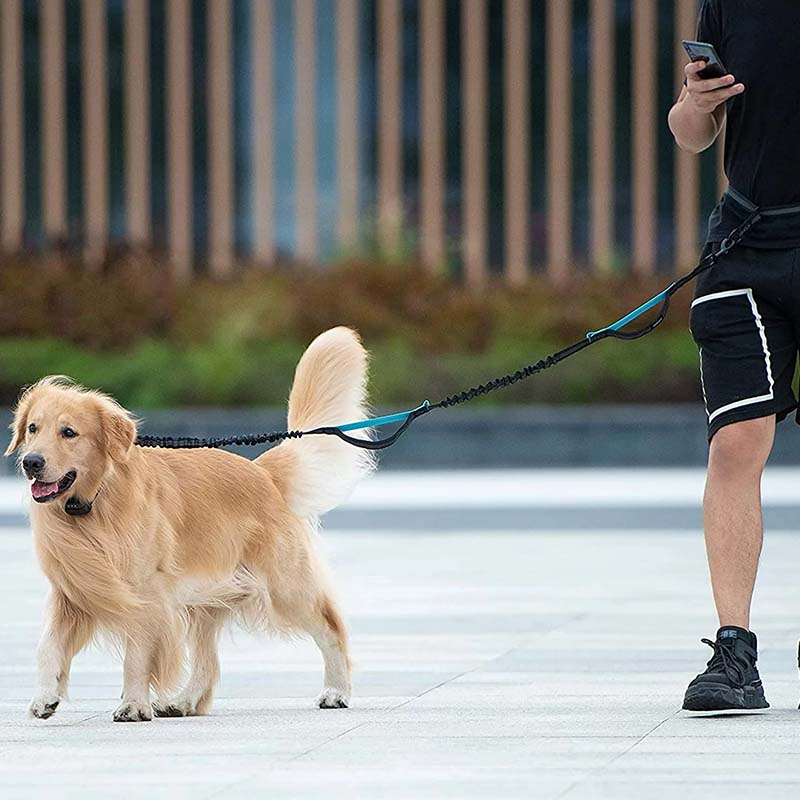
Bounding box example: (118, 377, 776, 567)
(113, 635, 154, 722)
(30, 590, 94, 719)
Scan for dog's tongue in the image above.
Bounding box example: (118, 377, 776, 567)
(31, 480, 59, 500)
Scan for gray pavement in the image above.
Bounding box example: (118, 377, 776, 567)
(3, 477, 800, 797)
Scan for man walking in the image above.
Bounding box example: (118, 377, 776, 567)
(669, 0, 800, 712)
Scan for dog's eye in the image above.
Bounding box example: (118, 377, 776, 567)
(27, 423, 37, 434)
(62, 427, 78, 439)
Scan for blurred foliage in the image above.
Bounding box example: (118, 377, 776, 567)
(0, 252, 703, 407)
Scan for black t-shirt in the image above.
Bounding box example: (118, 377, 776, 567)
(698, 0, 800, 207)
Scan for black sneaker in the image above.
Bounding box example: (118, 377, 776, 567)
(682, 626, 769, 713)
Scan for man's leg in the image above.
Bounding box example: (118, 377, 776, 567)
(683, 415, 774, 712)
(703, 415, 775, 628)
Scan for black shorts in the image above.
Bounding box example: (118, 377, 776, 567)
(689, 245, 800, 441)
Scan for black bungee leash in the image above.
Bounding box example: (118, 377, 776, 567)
(135, 208, 763, 453)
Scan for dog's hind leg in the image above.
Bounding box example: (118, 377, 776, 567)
(290, 595, 352, 709)
(310, 598, 352, 708)
(29, 590, 95, 719)
(154, 606, 228, 717)
(249, 524, 353, 708)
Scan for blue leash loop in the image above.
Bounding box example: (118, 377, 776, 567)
(136, 210, 761, 453)
(585, 289, 670, 340)
(306, 401, 432, 450)
(584, 218, 759, 343)
(334, 401, 431, 433)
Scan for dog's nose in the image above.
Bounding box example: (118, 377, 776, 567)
(22, 453, 46, 477)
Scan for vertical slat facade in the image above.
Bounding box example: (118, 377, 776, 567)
(546, 0, 572, 281)
(252, 0, 275, 265)
(41, 0, 67, 244)
(504, 0, 529, 284)
(589, 0, 614, 271)
(674, 0, 700, 269)
(82, 0, 108, 264)
(295, 0, 317, 262)
(420, 0, 445, 272)
(1, 0, 24, 251)
(0, 0, 727, 284)
(166, 0, 193, 278)
(631, 0, 657, 275)
(208, 0, 234, 276)
(125, 0, 151, 246)
(377, 0, 403, 254)
(336, 0, 360, 250)
(462, 0, 487, 286)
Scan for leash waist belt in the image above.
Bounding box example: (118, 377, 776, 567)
(707, 186, 800, 250)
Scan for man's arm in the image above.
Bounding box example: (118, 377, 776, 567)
(668, 60, 744, 154)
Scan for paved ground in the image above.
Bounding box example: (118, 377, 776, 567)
(3, 470, 800, 798)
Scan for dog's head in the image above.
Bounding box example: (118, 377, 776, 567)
(5, 377, 137, 508)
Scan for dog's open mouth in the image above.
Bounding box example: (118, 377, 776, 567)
(30, 471, 77, 503)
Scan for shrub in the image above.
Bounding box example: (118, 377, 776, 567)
(0, 253, 702, 407)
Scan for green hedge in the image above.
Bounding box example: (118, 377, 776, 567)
(0, 255, 703, 407)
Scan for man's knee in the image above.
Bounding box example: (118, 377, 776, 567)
(709, 416, 775, 475)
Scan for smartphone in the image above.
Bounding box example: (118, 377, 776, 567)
(682, 40, 727, 80)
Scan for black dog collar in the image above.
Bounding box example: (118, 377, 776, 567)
(65, 487, 101, 517)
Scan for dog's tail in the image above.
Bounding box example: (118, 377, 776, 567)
(256, 327, 375, 518)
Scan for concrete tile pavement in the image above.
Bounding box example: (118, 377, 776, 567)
(2, 502, 800, 798)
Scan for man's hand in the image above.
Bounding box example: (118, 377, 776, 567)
(683, 60, 744, 114)
(668, 61, 745, 154)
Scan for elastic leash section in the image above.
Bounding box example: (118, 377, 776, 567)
(135, 402, 432, 452)
(135, 208, 762, 454)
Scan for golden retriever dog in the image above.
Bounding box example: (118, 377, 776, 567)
(5, 327, 374, 722)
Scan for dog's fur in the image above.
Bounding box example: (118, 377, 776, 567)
(6, 327, 374, 722)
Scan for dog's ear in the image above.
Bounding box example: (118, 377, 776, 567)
(5, 388, 33, 456)
(100, 403, 137, 463)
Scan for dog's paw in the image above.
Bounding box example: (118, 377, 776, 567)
(29, 693, 61, 720)
(153, 699, 196, 718)
(317, 688, 349, 709)
(113, 700, 153, 723)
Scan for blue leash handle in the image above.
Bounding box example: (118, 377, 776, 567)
(585, 289, 670, 340)
(334, 401, 431, 432)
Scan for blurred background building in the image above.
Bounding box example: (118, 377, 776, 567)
(1, 0, 722, 279)
(1, 0, 769, 469)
